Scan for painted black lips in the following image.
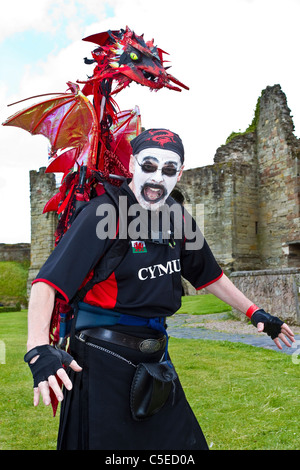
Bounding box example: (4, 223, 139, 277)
(142, 183, 166, 203)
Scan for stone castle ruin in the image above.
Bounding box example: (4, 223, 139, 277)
(28, 85, 300, 324)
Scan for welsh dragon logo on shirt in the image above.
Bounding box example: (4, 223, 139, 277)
(131, 241, 147, 253)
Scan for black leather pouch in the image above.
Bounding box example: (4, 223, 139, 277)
(130, 361, 178, 421)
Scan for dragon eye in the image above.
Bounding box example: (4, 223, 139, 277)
(130, 52, 139, 61)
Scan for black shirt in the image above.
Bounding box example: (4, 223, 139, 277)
(33, 181, 223, 318)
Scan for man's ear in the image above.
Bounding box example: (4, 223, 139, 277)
(129, 154, 135, 174)
(177, 165, 184, 182)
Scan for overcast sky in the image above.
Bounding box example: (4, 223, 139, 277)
(1, 0, 300, 243)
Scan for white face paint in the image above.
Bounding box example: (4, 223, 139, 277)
(129, 148, 183, 211)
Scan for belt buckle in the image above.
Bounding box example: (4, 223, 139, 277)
(139, 338, 161, 353)
(76, 332, 87, 343)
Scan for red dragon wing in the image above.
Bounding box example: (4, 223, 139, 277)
(45, 148, 79, 174)
(2, 82, 99, 171)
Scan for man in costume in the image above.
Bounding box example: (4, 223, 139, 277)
(25, 128, 295, 450)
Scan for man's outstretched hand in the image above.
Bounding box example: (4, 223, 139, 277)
(251, 309, 295, 350)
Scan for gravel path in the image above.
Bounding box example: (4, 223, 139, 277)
(167, 313, 300, 356)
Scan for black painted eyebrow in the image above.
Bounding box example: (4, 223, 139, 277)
(141, 156, 178, 165)
(141, 156, 159, 163)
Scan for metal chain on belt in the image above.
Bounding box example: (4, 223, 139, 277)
(85, 341, 137, 368)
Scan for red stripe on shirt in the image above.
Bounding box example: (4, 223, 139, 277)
(196, 271, 224, 290)
(31, 278, 69, 302)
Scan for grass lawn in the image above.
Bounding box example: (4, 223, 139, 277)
(0, 261, 29, 307)
(1, 308, 299, 450)
(177, 293, 232, 315)
(0, 310, 58, 450)
(170, 339, 300, 450)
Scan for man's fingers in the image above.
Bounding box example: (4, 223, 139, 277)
(273, 323, 295, 349)
(56, 360, 82, 391)
(278, 333, 293, 348)
(57, 359, 83, 390)
(273, 337, 282, 350)
(48, 374, 64, 401)
(33, 387, 40, 406)
(56, 367, 73, 391)
(33, 375, 64, 406)
(32, 359, 82, 406)
(69, 359, 82, 372)
(281, 323, 295, 342)
(37, 380, 51, 406)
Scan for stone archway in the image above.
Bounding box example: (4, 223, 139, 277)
(170, 188, 185, 205)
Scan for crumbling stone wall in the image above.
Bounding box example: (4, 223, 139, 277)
(0, 243, 30, 263)
(177, 159, 260, 272)
(27, 167, 57, 292)
(256, 85, 300, 268)
(231, 268, 300, 325)
(177, 84, 300, 273)
(176, 84, 300, 321)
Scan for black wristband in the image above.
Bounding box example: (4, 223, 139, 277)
(24, 344, 74, 388)
(251, 309, 284, 340)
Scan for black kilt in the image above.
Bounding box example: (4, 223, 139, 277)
(57, 328, 209, 450)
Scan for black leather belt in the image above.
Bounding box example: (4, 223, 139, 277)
(76, 327, 167, 353)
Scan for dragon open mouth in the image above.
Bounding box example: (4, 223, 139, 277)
(140, 68, 186, 91)
(139, 68, 165, 89)
(142, 70, 159, 83)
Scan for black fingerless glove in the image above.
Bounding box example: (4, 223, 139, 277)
(250, 309, 284, 340)
(24, 344, 74, 387)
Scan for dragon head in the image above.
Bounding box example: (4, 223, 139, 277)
(82, 26, 189, 94)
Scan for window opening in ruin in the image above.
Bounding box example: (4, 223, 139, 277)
(170, 189, 184, 205)
(283, 242, 300, 268)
